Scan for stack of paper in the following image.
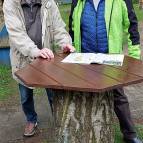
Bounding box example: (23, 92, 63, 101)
(61, 53, 124, 66)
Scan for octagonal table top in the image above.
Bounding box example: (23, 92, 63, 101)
(15, 53, 143, 92)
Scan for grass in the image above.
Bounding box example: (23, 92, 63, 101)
(0, 65, 44, 102)
(114, 123, 143, 143)
(0, 65, 18, 101)
(134, 4, 143, 21)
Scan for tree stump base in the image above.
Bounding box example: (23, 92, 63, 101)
(53, 90, 114, 143)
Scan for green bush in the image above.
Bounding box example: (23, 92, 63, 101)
(132, 0, 139, 4)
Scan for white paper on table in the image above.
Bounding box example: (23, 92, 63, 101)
(61, 53, 124, 66)
(61, 53, 96, 64)
(92, 53, 124, 66)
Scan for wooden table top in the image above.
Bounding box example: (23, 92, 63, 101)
(15, 53, 143, 92)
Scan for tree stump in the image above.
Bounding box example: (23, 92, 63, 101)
(52, 90, 114, 143)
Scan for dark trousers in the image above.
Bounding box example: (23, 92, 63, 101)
(113, 88, 136, 139)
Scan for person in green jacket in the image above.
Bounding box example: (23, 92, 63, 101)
(69, 0, 142, 143)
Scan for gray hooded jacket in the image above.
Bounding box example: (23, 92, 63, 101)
(3, 0, 72, 86)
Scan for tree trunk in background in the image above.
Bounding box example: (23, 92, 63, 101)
(0, 0, 9, 47)
(53, 89, 114, 143)
(139, 0, 143, 9)
(0, 0, 4, 28)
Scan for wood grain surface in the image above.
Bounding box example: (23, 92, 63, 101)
(15, 54, 143, 92)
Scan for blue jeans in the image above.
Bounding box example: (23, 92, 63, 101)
(19, 84, 54, 123)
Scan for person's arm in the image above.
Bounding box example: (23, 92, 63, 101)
(3, 0, 40, 58)
(50, 0, 75, 52)
(122, 0, 141, 59)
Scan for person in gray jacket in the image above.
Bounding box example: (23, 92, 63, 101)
(3, 0, 75, 136)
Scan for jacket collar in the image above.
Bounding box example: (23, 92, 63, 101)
(18, 0, 49, 8)
(21, 0, 42, 6)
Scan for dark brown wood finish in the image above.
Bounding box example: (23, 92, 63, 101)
(56, 54, 143, 86)
(111, 56, 143, 77)
(85, 65, 143, 85)
(15, 54, 143, 92)
(30, 56, 122, 92)
(30, 59, 97, 91)
(15, 64, 62, 88)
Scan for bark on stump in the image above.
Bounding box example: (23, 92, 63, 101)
(52, 90, 114, 143)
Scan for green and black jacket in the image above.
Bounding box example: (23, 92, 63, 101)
(69, 0, 141, 59)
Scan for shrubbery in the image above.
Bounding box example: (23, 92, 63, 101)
(132, 0, 139, 4)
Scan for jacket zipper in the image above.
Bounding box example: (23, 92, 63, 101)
(96, 13, 98, 52)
